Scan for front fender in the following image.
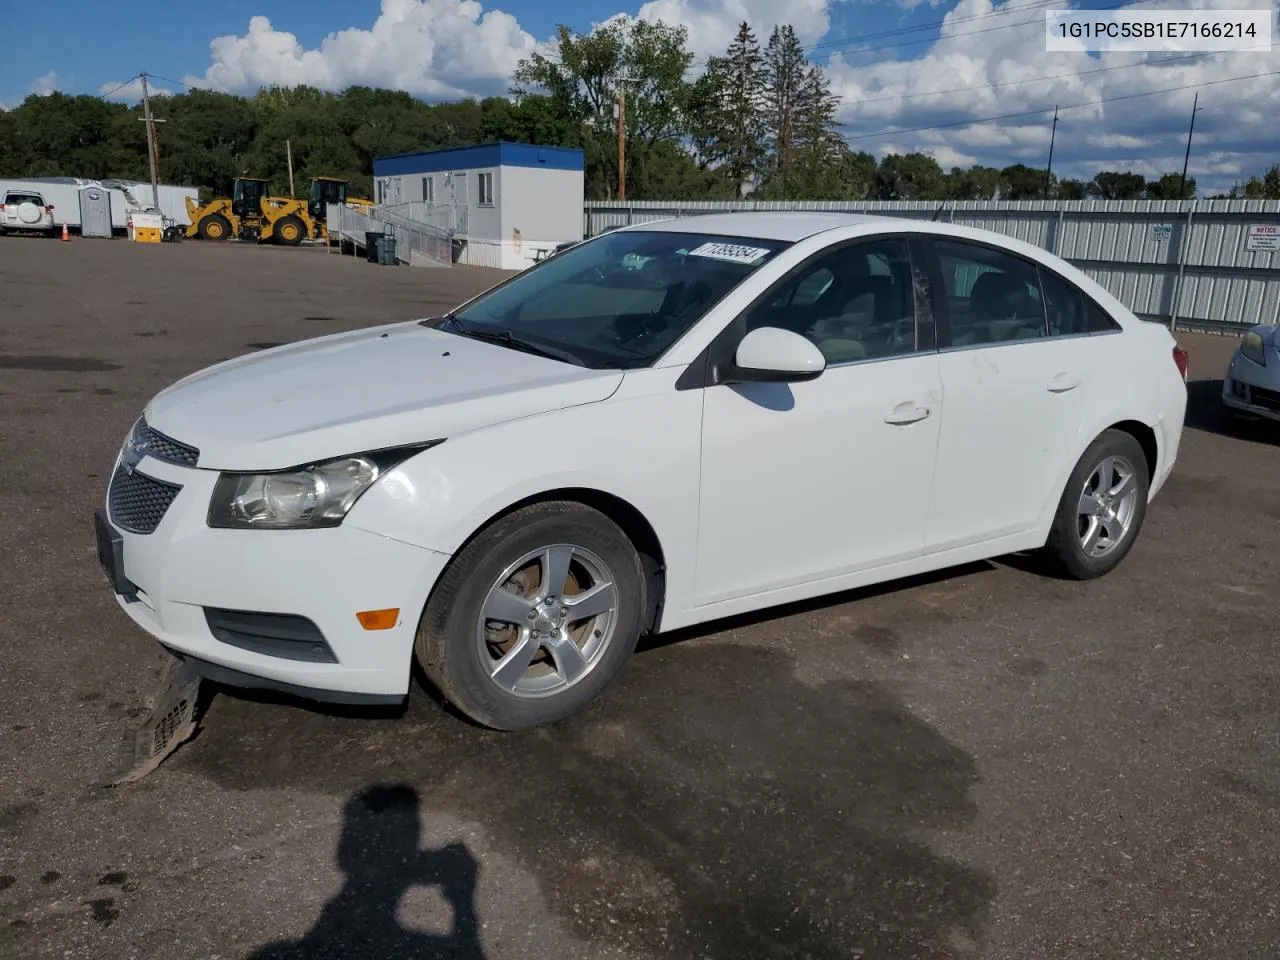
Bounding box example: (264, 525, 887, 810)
(344, 367, 706, 621)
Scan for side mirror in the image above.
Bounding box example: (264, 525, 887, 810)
(727, 326, 826, 383)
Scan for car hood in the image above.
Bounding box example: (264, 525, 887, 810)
(144, 321, 624, 471)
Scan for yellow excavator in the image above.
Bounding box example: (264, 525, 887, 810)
(185, 176, 373, 245)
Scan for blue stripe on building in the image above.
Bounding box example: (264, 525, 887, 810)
(372, 142, 584, 177)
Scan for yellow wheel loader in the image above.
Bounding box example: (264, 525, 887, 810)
(307, 176, 374, 243)
(184, 178, 315, 246)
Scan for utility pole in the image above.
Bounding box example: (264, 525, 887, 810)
(1179, 92, 1201, 200)
(1043, 106, 1059, 200)
(286, 139, 295, 196)
(614, 73, 636, 202)
(138, 73, 166, 212)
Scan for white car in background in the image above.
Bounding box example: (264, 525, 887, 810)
(1222, 324, 1280, 423)
(0, 189, 57, 237)
(94, 213, 1189, 730)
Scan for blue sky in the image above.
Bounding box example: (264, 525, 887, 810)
(2, 0, 1277, 192)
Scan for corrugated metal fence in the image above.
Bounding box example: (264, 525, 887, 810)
(583, 199, 1280, 332)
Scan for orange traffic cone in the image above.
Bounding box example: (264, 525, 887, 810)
(61, 223, 69, 241)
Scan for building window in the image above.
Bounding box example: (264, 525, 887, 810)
(478, 172, 495, 207)
(422, 176, 435, 204)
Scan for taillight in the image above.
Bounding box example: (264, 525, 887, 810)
(1172, 344, 1189, 383)
(45, 204, 54, 212)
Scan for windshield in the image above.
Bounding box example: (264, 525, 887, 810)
(449, 230, 790, 369)
(4, 193, 43, 206)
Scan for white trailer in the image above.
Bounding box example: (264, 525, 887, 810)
(0, 177, 199, 233)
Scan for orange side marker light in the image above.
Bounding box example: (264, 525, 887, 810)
(357, 608, 400, 631)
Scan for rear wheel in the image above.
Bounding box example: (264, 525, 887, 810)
(198, 214, 231, 241)
(1043, 429, 1149, 580)
(273, 215, 305, 246)
(415, 501, 647, 730)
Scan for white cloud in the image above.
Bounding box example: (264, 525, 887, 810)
(825, 0, 1280, 192)
(29, 72, 60, 96)
(186, 1, 539, 100)
(178, 0, 1278, 193)
(636, 0, 830, 58)
(99, 78, 173, 102)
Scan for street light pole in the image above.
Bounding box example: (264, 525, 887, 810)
(1179, 92, 1201, 200)
(1043, 105, 1059, 200)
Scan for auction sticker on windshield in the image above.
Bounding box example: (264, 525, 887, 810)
(687, 242, 773, 265)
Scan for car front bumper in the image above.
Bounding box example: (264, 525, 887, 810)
(94, 457, 450, 703)
(1223, 351, 1280, 424)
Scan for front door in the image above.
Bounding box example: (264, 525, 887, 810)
(693, 237, 943, 605)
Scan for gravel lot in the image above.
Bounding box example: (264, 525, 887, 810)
(1, 236, 1277, 960)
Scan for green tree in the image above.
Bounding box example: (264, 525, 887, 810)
(1000, 163, 1051, 200)
(1241, 164, 1280, 199)
(946, 165, 1003, 200)
(1144, 171, 1196, 200)
(1056, 178, 1088, 200)
(511, 18, 695, 200)
(759, 25, 809, 189)
(691, 22, 767, 198)
(873, 152, 945, 200)
(1088, 170, 1146, 200)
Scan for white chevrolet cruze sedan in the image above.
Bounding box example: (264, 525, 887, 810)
(95, 213, 1189, 730)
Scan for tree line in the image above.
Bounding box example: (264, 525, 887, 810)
(1, 18, 1276, 203)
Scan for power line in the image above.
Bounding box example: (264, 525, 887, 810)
(841, 67, 1280, 141)
(148, 73, 205, 91)
(97, 75, 139, 100)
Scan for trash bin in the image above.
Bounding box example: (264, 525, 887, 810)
(378, 233, 398, 265)
(364, 231, 382, 263)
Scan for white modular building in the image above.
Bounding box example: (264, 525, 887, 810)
(371, 142, 585, 269)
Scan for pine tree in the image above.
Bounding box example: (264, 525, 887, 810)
(761, 25, 814, 193)
(693, 22, 766, 198)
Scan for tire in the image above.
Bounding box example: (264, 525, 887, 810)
(415, 501, 647, 731)
(273, 215, 305, 246)
(198, 214, 231, 241)
(1043, 428, 1150, 580)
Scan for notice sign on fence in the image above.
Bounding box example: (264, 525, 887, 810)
(1246, 224, 1280, 252)
(1152, 224, 1172, 241)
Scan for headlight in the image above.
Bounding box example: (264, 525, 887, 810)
(207, 442, 441, 530)
(1241, 331, 1267, 366)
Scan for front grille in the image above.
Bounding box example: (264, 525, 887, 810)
(108, 466, 182, 534)
(1251, 385, 1280, 413)
(137, 421, 200, 467)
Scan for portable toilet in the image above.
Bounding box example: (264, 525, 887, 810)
(78, 185, 113, 238)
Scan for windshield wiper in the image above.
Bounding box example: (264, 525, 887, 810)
(434, 317, 586, 367)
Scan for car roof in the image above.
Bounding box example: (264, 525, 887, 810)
(627, 212, 907, 243)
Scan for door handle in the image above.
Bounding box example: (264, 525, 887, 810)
(1047, 373, 1082, 393)
(884, 401, 932, 425)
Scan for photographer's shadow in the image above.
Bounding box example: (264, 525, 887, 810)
(248, 784, 486, 960)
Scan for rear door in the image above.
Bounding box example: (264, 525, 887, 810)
(923, 237, 1113, 553)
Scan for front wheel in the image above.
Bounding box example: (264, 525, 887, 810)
(1043, 429, 1150, 580)
(415, 501, 647, 730)
(273, 215, 305, 246)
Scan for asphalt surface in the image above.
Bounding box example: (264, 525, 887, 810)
(1, 235, 1277, 960)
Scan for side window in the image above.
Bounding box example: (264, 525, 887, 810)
(1039, 267, 1087, 336)
(744, 239, 920, 364)
(1085, 298, 1121, 333)
(935, 240, 1046, 346)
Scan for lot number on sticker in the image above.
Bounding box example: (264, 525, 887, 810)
(688, 242, 772, 264)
